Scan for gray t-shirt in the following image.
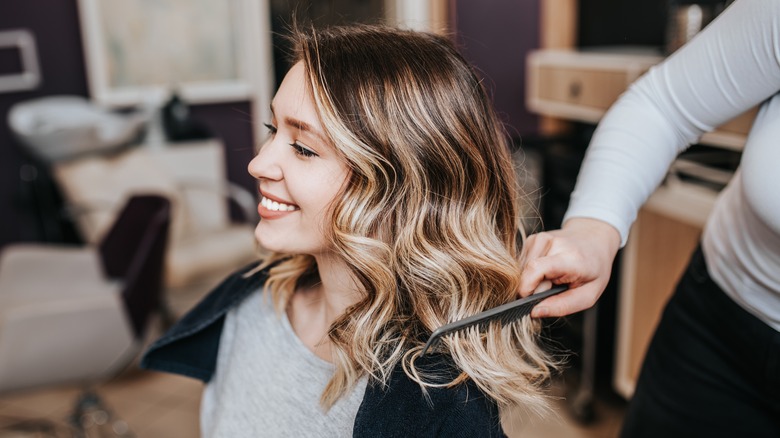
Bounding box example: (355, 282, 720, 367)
(201, 289, 367, 437)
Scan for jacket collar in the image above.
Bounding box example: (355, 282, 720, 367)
(140, 261, 268, 381)
(167, 262, 268, 341)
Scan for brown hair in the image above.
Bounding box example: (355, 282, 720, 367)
(260, 24, 555, 413)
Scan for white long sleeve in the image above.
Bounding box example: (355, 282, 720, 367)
(565, 0, 780, 243)
(563, 0, 780, 330)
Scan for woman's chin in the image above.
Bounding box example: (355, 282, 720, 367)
(253, 221, 324, 256)
(253, 224, 275, 252)
(254, 227, 293, 254)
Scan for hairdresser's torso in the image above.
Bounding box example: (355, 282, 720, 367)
(702, 90, 780, 331)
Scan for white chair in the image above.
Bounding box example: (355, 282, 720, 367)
(0, 195, 171, 436)
(52, 140, 258, 289)
(0, 195, 170, 394)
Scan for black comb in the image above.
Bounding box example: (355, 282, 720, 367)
(420, 284, 569, 356)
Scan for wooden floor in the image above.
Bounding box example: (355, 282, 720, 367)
(0, 371, 625, 438)
(0, 370, 202, 438)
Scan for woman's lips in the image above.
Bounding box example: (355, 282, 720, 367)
(257, 194, 299, 219)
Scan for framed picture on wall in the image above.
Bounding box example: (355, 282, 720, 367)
(0, 29, 41, 93)
(77, 0, 273, 114)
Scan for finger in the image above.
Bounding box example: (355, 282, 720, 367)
(531, 283, 599, 318)
(517, 258, 548, 297)
(519, 233, 552, 268)
(533, 279, 553, 293)
(518, 253, 572, 297)
(517, 236, 555, 298)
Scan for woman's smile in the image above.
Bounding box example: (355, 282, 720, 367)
(258, 192, 300, 219)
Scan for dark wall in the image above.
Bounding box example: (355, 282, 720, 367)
(453, 0, 540, 138)
(578, 0, 667, 48)
(0, 1, 256, 248)
(0, 1, 88, 246)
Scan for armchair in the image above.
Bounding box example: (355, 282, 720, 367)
(0, 195, 171, 393)
(52, 139, 258, 289)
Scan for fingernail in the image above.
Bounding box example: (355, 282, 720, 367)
(533, 307, 548, 318)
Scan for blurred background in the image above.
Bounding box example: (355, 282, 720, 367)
(0, 0, 741, 436)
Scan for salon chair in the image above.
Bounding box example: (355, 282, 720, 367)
(52, 140, 258, 290)
(0, 195, 170, 435)
(9, 97, 257, 290)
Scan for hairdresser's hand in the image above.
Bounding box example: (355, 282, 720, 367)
(518, 217, 621, 318)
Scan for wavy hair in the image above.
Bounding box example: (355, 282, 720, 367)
(259, 24, 556, 413)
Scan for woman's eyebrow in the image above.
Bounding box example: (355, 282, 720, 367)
(283, 117, 326, 141)
(270, 103, 327, 143)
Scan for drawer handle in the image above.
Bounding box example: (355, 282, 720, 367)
(568, 81, 582, 99)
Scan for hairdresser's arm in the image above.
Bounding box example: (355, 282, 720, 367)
(519, 0, 780, 317)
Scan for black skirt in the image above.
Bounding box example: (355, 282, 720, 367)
(621, 246, 780, 437)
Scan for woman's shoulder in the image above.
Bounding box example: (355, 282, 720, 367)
(140, 260, 270, 381)
(179, 260, 268, 320)
(354, 354, 506, 437)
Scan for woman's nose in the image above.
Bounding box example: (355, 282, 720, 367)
(248, 140, 284, 181)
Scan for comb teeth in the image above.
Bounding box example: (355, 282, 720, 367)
(420, 284, 569, 356)
(420, 307, 529, 356)
(499, 304, 531, 326)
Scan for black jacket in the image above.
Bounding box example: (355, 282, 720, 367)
(141, 262, 506, 437)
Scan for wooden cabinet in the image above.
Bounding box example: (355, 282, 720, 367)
(526, 49, 756, 150)
(527, 49, 662, 124)
(612, 180, 717, 398)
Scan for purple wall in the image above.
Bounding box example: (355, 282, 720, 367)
(0, 1, 256, 248)
(0, 1, 88, 246)
(453, 0, 540, 138)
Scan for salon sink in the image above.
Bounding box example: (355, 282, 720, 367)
(8, 95, 146, 163)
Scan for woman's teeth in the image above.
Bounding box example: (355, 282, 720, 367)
(261, 196, 298, 212)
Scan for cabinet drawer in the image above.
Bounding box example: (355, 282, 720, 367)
(536, 66, 629, 111)
(527, 49, 662, 123)
(526, 49, 758, 150)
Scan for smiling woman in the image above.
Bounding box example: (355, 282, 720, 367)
(249, 63, 351, 256)
(141, 24, 557, 437)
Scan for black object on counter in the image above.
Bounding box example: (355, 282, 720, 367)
(161, 92, 213, 142)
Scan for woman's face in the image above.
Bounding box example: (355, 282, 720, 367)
(248, 62, 349, 255)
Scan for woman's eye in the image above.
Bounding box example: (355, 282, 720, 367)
(290, 142, 318, 158)
(264, 123, 277, 135)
